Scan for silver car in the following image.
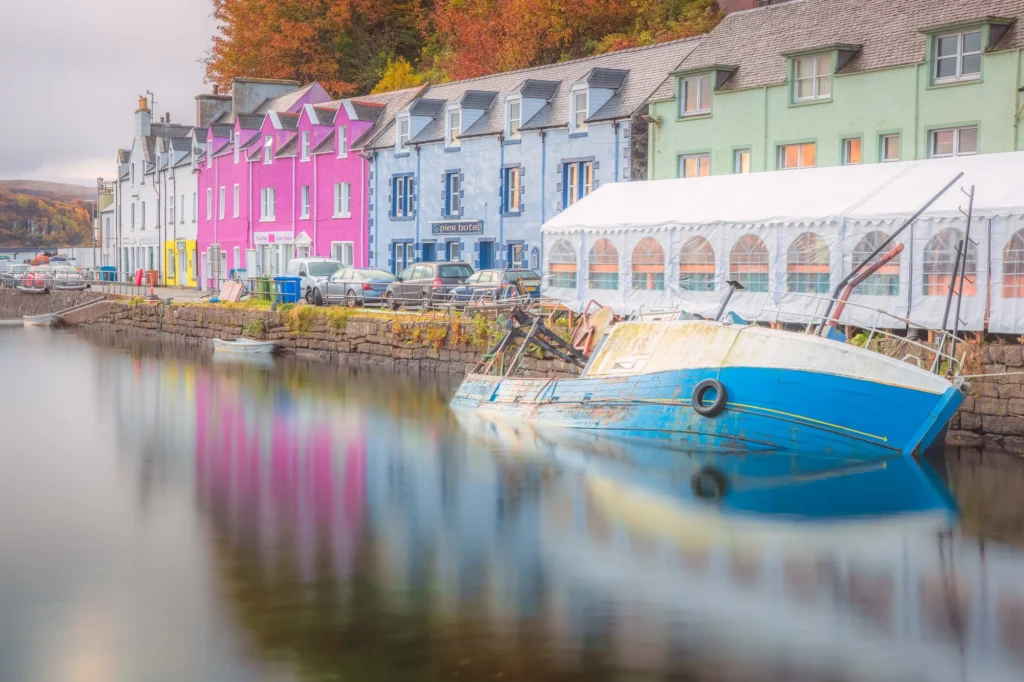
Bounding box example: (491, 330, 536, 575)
(1, 263, 30, 288)
(285, 257, 344, 303)
(52, 266, 88, 290)
(314, 268, 395, 306)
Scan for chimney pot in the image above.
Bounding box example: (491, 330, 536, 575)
(137, 95, 149, 112)
(165, 112, 171, 122)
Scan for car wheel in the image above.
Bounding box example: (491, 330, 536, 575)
(384, 293, 399, 311)
(304, 287, 313, 304)
(313, 289, 324, 306)
(346, 290, 358, 308)
(422, 289, 434, 310)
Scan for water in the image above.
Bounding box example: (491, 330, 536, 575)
(1, 327, 1024, 682)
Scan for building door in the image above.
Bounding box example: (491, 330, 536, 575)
(201, 251, 209, 290)
(422, 243, 436, 262)
(178, 247, 186, 285)
(479, 241, 494, 270)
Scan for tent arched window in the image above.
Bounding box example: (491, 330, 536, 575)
(588, 238, 619, 290)
(1003, 230, 1024, 298)
(786, 232, 830, 293)
(729, 234, 769, 292)
(923, 227, 976, 296)
(631, 237, 665, 290)
(547, 240, 577, 288)
(852, 231, 899, 296)
(680, 236, 715, 292)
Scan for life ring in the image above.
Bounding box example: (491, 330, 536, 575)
(691, 378, 728, 417)
(691, 467, 728, 500)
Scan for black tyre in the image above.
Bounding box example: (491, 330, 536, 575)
(691, 379, 728, 417)
(384, 293, 399, 311)
(313, 289, 324, 306)
(346, 290, 358, 308)
(691, 468, 728, 500)
(304, 287, 313, 304)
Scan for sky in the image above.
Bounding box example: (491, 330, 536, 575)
(0, 0, 217, 187)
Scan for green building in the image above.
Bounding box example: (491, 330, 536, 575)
(647, 0, 1024, 179)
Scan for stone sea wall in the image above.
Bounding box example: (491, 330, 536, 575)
(76, 301, 580, 377)
(947, 345, 1024, 453)
(0, 288, 105, 317)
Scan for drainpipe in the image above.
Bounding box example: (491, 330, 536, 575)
(291, 154, 296, 259)
(313, 151, 318, 257)
(415, 146, 421, 259)
(373, 152, 379, 269)
(540, 130, 546, 274)
(360, 153, 366, 267)
(499, 135, 505, 266)
(762, 86, 769, 170)
(247, 156, 253, 252)
(613, 121, 620, 182)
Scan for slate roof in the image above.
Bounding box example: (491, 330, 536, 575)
(193, 127, 207, 141)
(277, 112, 300, 131)
(348, 86, 425, 149)
(253, 82, 319, 114)
(150, 122, 192, 139)
(312, 130, 336, 155)
(650, 0, 1024, 99)
(117, 149, 130, 164)
(461, 90, 498, 110)
(237, 114, 264, 130)
(276, 136, 299, 158)
(409, 98, 446, 117)
(364, 36, 703, 149)
(311, 106, 337, 126)
(350, 101, 386, 122)
(172, 151, 194, 169)
(210, 123, 234, 139)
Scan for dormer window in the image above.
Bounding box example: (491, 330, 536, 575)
(570, 86, 588, 134)
(337, 125, 348, 158)
(506, 97, 522, 140)
(679, 75, 711, 116)
(233, 132, 240, 164)
(793, 54, 832, 102)
(300, 131, 310, 161)
(263, 136, 273, 164)
(935, 30, 982, 83)
(396, 115, 410, 153)
(446, 107, 461, 149)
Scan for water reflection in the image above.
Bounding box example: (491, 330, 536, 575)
(6, 328, 1024, 681)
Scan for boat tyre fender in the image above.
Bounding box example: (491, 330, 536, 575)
(692, 379, 728, 418)
(691, 467, 728, 500)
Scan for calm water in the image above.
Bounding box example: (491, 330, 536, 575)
(1, 327, 1024, 682)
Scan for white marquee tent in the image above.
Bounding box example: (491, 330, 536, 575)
(541, 151, 1024, 332)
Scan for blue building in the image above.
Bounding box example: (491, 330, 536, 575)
(359, 38, 702, 274)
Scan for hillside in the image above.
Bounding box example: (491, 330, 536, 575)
(0, 179, 95, 202)
(0, 186, 93, 248)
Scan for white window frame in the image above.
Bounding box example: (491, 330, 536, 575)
(205, 188, 212, 220)
(393, 176, 411, 218)
(679, 153, 710, 178)
(337, 125, 348, 158)
(446, 172, 461, 216)
(930, 125, 978, 158)
(233, 132, 240, 164)
(679, 75, 712, 116)
(192, 192, 197, 222)
(263, 135, 273, 164)
(570, 85, 589, 134)
(180, 194, 185, 224)
(506, 96, 522, 140)
(232, 184, 240, 218)
(168, 195, 175, 224)
(446, 106, 462, 149)
(793, 54, 833, 102)
(396, 114, 410, 153)
(505, 167, 520, 212)
(300, 130, 310, 161)
(233, 247, 241, 273)
(880, 134, 901, 162)
(733, 148, 750, 174)
(218, 186, 225, 220)
(260, 187, 275, 221)
(333, 182, 351, 218)
(934, 30, 983, 83)
(842, 137, 862, 165)
(331, 241, 355, 266)
(300, 185, 310, 219)
(778, 142, 816, 170)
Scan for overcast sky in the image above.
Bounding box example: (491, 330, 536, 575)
(0, 0, 216, 187)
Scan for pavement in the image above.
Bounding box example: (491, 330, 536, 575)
(90, 283, 210, 301)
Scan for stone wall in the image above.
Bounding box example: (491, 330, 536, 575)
(76, 301, 580, 377)
(947, 345, 1024, 453)
(0, 288, 105, 318)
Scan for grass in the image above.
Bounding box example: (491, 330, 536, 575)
(242, 317, 266, 338)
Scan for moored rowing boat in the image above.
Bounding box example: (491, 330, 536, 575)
(22, 313, 59, 327)
(213, 337, 276, 355)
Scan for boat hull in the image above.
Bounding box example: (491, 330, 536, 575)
(22, 314, 59, 327)
(212, 338, 276, 355)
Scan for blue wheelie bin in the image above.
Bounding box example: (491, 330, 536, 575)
(273, 276, 302, 303)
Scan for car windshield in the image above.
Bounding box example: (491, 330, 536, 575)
(504, 270, 540, 282)
(55, 267, 78, 274)
(12, 265, 29, 273)
(307, 261, 342, 276)
(439, 264, 473, 278)
(361, 270, 393, 280)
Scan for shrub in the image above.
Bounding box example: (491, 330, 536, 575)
(242, 317, 266, 338)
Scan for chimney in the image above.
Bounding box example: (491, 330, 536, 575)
(135, 95, 152, 138)
(213, 84, 220, 95)
(719, 0, 759, 13)
(165, 112, 171, 123)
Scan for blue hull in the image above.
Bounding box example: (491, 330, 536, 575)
(451, 365, 963, 459)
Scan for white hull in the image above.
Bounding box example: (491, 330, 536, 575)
(213, 338, 276, 355)
(22, 314, 59, 327)
(15, 286, 47, 295)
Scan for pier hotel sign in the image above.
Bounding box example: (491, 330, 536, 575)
(431, 220, 483, 236)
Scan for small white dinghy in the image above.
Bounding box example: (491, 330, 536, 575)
(22, 313, 59, 327)
(213, 337, 276, 355)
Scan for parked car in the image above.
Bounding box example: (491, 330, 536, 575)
(449, 269, 543, 306)
(21, 266, 53, 291)
(1, 263, 30, 288)
(285, 257, 344, 303)
(52, 266, 89, 290)
(383, 262, 475, 310)
(313, 268, 395, 307)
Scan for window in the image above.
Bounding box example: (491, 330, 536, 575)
(233, 132, 240, 163)
(570, 87, 588, 134)
(509, 243, 524, 267)
(392, 176, 413, 218)
(260, 187, 276, 221)
(679, 153, 710, 178)
(192, 192, 197, 222)
(563, 160, 594, 208)
(263, 136, 273, 163)
(786, 232, 830, 293)
(180, 194, 185, 223)
(131, 165, 135, 183)
(141, 201, 146, 229)
(679, 237, 716, 292)
(507, 98, 522, 139)
(923, 227, 976, 296)
(232, 184, 239, 218)
(233, 247, 241, 272)
(446, 108, 461, 148)
(793, 54, 832, 101)
(730, 234, 769, 292)
(131, 205, 136, 230)
(935, 30, 982, 83)
(503, 167, 520, 213)
(733, 149, 750, 174)
(843, 138, 862, 165)
(217, 186, 225, 220)
(548, 240, 577, 288)
(169, 195, 175, 224)
(447, 241, 461, 262)
(881, 134, 900, 162)
(300, 185, 310, 219)
(588, 239, 618, 290)
(680, 75, 712, 116)
(778, 142, 815, 170)
(631, 238, 665, 291)
(332, 242, 354, 266)
(853, 231, 900, 296)
(337, 125, 347, 158)
(446, 172, 461, 216)
(931, 126, 978, 158)
(334, 182, 351, 218)
(301, 130, 310, 161)
(396, 115, 410, 153)
(1003, 230, 1024, 298)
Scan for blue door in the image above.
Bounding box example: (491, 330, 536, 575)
(422, 243, 436, 262)
(479, 241, 494, 270)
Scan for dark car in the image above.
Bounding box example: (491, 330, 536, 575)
(383, 262, 475, 309)
(449, 269, 543, 306)
(314, 268, 395, 307)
